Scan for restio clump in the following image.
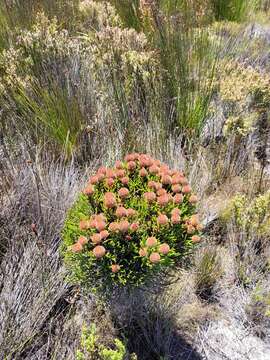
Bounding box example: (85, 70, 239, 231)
(62, 153, 202, 291)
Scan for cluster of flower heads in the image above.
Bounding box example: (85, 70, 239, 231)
(67, 153, 202, 287)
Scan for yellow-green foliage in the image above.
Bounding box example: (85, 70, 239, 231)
(221, 191, 270, 235)
(76, 323, 135, 360)
(218, 59, 270, 136)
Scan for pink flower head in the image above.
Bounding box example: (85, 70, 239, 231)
(95, 220, 106, 232)
(105, 178, 115, 187)
(149, 252, 161, 264)
(125, 235, 132, 241)
(149, 165, 159, 174)
(157, 214, 169, 225)
(118, 187, 129, 198)
(130, 222, 139, 232)
(154, 159, 161, 167)
(154, 182, 162, 191)
(93, 245, 106, 258)
(187, 225, 195, 234)
(157, 194, 170, 207)
(189, 194, 198, 204)
(94, 213, 106, 222)
(160, 164, 169, 173)
(83, 184, 95, 196)
(127, 208, 137, 217)
(100, 230, 109, 239)
(171, 207, 180, 216)
(115, 206, 128, 218)
(146, 236, 157, 247)
(106, 168, 117, 179)
(97, 166, 107, 175)
(124, 154, 135, 162)
(190, 214, 199, 226)
(111, 264, 120, 273)
(174, 194, 183, 204)
(157, 188, 166, 196)
(97, 173, 105, 181)
(161, 174, 172, 185)
(109, 222, 119, 232)
(171, 175, 181, 185)
(119, 220, 130, 233)
(139, 167, 148, 177)
(182, 185, 191, 194)
(89, 175, 99, 185)
(115, 160, 123, 169)
(79, 220, 88, 230)
(78, 236, 88, 246)
(116, 169, 126, 178)
(179, 177, 189, 186)
(91, 233, 102, 244)
(104, 192, 116, 208)
(172, 184, 181, 193)
(127, 161, 136, 171)
(121, 176, 129, 185)
(159, 243, 170, 255)
(144, 192, 156, 203)
(171, 214, 181, 224)
(148, 181, 156, 190)
(139, 248, 147, 257)
(70, 242, 83, 253)
(191, 235, 201, 243)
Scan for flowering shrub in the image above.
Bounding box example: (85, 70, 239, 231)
(62, 153, 202, 291)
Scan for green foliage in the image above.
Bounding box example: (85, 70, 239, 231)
(62, 154, 202, 293)
(211, 0, 250, 22)
(76, 323, 135, 360)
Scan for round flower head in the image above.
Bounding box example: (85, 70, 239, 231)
(139, 167, 148, 177)
(127, 208, 137, 217)
(130, 222, 139, 232)
(95, 220, 106, 232)
(115, 206, 128, 218)
(189, 194, 198, 204)
(97, 166, 107, 175)
(149, 252, 161, 264)
(121, 177, 129, 185)
(159, 243, 170, 255)
(106, 168, 117, 179)
(171, 207, 180, 216)
(116, 169, 126, 178)
(104, 192, 116, 208)
(93, 245, 106, 258)
(191, 235, 201, 243)
(95, 213, 106, 222)
(127, 161, 136, 171)
(119, 220, 130, 233)
(149, 165, 159, 174)
(97, 173, 105, 181)
(109, 222, 119, 232)
(157, 188, 166, 196)
(105, 178, 115, 187)
(91, 233, 102, 244)
(89, 175, 99, 185)
(79, 220, 88, 230)
(118, 187, 129, 198)
(171, 214, 181, 224)
(78, 236, 88, 246)
(148, 181, 156, 190)
(187, 225, 195, 234)
(174, 194, 183, 204)
(70, 242, 83, 253)
(182, 185, 191, 194)
(179, 177, 189, 186)
(190, 214, 199, 227)
(100, 230, 109, 239)
(196, 223, 204, 231)
(171, 175, 181, 185)
(125, 154, 135, 162)
(161, 175, 172, 185)
(160, 164, 169, 173)
(115, 160, 123, 169)
(146, 236, 157, 247)
(83, 184, 94, 196)
(155, 182, 162, 191)
(144, 191, 156, 203)
(157, 194, 170, 207)
(111, 264, 120, 273)
(172, 184, 181, 193)
(139, 248, 147, 257)
(157, 214, 169, 225)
